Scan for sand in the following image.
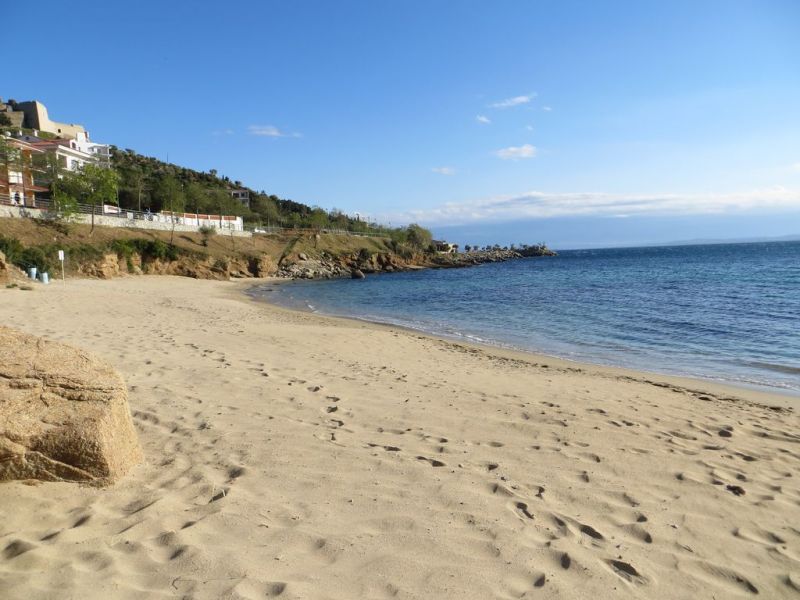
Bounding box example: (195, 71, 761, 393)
(0, 275, 798, 599)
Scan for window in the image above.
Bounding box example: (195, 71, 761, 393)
(9, 171, 22, 184)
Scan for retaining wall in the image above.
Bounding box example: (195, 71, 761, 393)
(0, 206, 252, 238)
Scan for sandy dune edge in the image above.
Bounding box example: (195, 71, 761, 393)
(0, 276, 798, 599)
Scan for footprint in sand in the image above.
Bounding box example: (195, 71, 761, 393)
(514, 502, 534, 520)
(367, 443, 401, 452)
(3, 540, 36, 560)
(607, 559, 647, 585)
(579, 523, 605, 540)
(416, 456, 446, 467)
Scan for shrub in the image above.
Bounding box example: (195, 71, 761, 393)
(0, 235, 24, 264)
(111, 238, 180, 263)
(111, 239, 136, 258)
(198, 225, 216, 247)
(406, 223, 433, 250)
(19, 247, 51, 272)
(0, 236, 52, 272)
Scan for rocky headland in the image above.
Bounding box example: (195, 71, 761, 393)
(277, 246, 556, 280)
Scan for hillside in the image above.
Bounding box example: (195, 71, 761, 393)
(0, 217, 538, 283)
(112, 148, 389, 234)
(0, 217, 399, 279)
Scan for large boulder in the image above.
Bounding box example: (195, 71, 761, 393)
(0, 251, 10, 283)
(0, 327, 142, 484)
(0, 251, 24, 283)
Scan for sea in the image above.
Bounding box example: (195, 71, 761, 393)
(251, 241, 800, 395)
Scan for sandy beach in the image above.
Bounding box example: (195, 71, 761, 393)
(0, 275, 798, 599)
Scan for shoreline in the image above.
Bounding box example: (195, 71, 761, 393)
(242, 278, 800, 406)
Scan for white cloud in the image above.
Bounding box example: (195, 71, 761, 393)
(248, 125, 302, 138)
(381, 187, 800, 226)
(542, 106, 552, 112)
(491, 94, 536, 109)
(212, 128, 234, 136)
(792, 162, 800, 172)
(494, 144, 537, 160)
(431, 166, 456, 176)
(525, 125, 534, 131)
(476, 115, 491, 124)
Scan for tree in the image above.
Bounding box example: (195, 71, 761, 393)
(406, 223, 433, 251)
(184, 181, 207, 214)
(250, 193, 282, 227)
(152, 175, 185, 214)
(31, 152, 77, 221)
(82, 164, 120, 232)
(54, 163, 119, 232)
(308, 208, 329, 232)
(0, 113, 12, 127)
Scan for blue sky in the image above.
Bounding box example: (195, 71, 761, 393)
(9, 0, 800, 247)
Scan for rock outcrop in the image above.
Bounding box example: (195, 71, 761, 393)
(274, 247, 554, 280)
(78, 253, 123, 279)
(0, 251, 24, 283)
(0, 327, 142, 484)
(0, 251, 11, 283)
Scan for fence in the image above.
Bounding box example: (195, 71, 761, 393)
(0, 193, 391, 239)
(0, 194, 246, 234)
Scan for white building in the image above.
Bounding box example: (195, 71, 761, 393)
(159, 211, 244, 231)
(73, 132, 111, 168)
(17, 131, 111, 171)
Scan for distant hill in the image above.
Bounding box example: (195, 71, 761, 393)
(657, 234, 800, 246)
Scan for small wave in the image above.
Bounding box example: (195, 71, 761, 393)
(740, 361, 800, 376)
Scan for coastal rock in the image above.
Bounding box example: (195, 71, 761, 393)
(250, 254, 277, 277)
(0, 251, 9, 282)
(351, 268, 366, 279)
(0, 251, 22, 282)
(80, 253, 122, 279)
(0, 326, 142, 484)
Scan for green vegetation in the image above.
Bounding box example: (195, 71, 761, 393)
(110, 238, 182, 262)
(56, 163, 120, 231)
(0, 234, 51, 272)
(198, 225, 216, 246)
(0, 231, 192, 276)
(1, 134, 438, 259)
(110, 148, 426, 239)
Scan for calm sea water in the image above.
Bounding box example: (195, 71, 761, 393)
(252, 241, 800, 395)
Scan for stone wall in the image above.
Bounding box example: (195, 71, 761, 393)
(0, 205, 253, 238)
(13, 101, 87, 140)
